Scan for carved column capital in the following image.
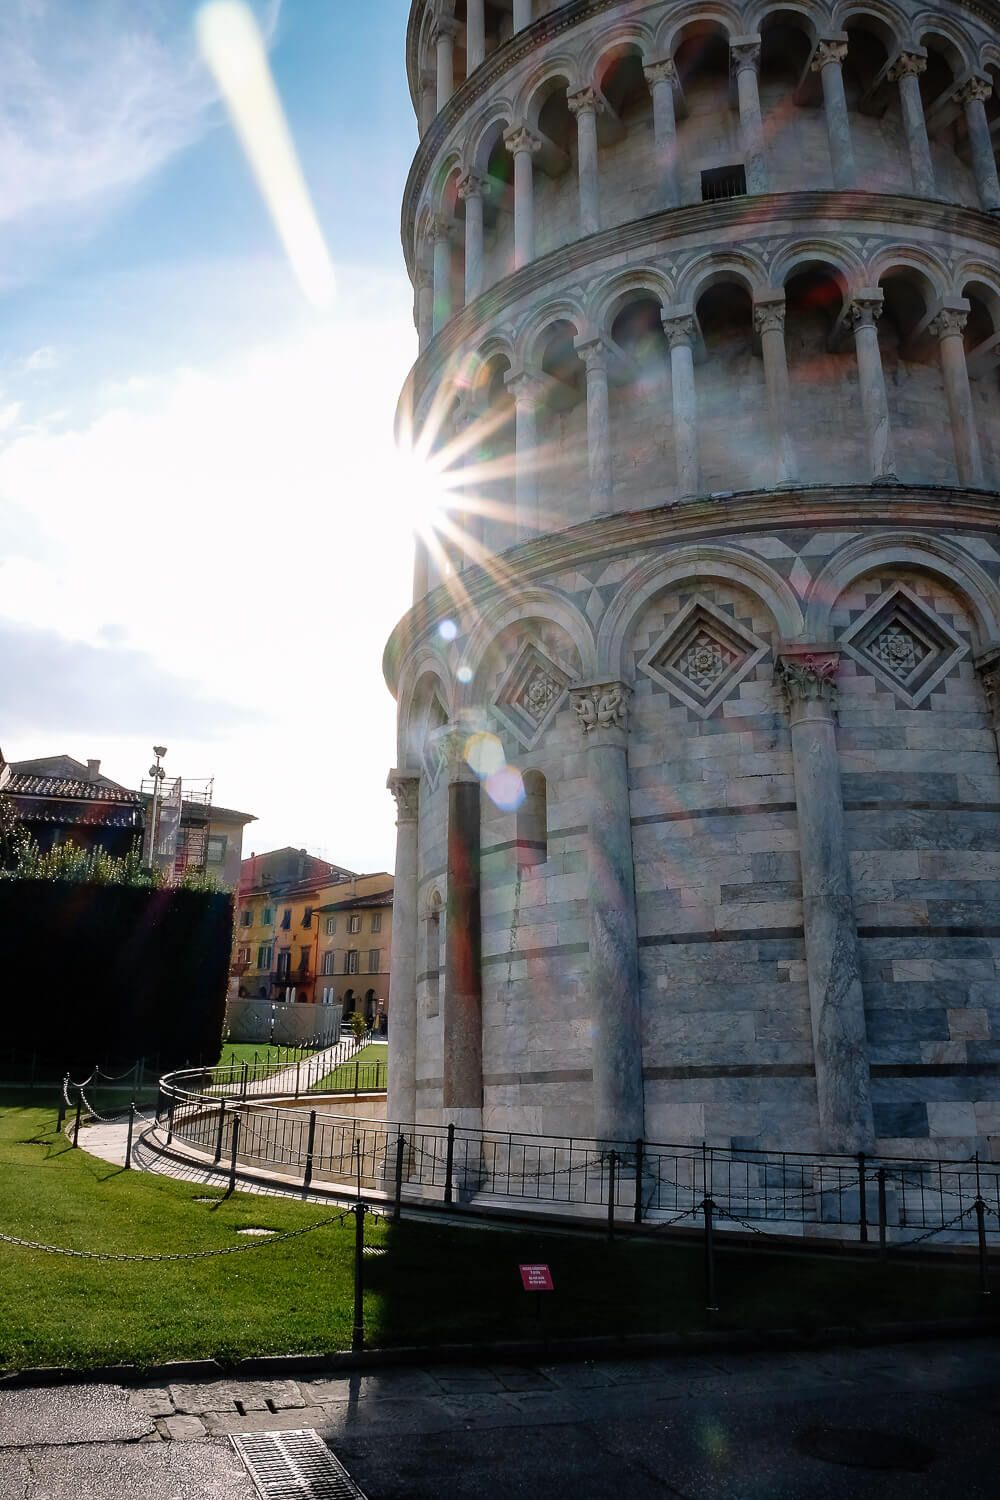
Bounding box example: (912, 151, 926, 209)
(848, 295, 884, 330)
(504, 124, 542, 157)
(887, 50, 927, 82)
(753, 298, 786, 336)
(428, 214, 452, 244)
(431, 16, 460, 45)
(731, 40, 762, 75)
(572, 680, 631, 739)
(505, 367, 546, 408)
(661, 312, 697, 349)
(567, 86, 605, 117)
(415, 265, 433, 291)
(777, 650, 840, 717)
(457, 171, 486, 202)
(977, 648, 1000, 727)
(575, 335, 612, 372)
(957, 75, 992, 106)
(811, 38, 849, 72)
(387, 769, 420, 823)
(643, 58, 678, 88)
(929, 305, 968, 340)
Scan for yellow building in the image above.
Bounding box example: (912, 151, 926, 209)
(233, 851, 392, 1025)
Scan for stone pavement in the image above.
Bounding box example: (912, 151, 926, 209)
(1, 1337, 998, 1498)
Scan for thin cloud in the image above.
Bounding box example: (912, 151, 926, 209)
(0, 615, 258, 736)
(0, 0, 279, 277)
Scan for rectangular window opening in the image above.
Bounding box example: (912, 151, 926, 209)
(700, 164, 747, 202)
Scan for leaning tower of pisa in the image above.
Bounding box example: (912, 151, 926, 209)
(384, 0, 1000, 1159)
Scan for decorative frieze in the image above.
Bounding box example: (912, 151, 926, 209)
(572, 679, 631, 736)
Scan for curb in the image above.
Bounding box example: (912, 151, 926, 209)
(2, 1315, 997, 1389)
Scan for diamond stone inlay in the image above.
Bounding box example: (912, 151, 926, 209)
(638, 596, 768, 716)
(840, 583, 968, 707)
(492, 639, 573, 747)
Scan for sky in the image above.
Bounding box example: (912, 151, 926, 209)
(0, 0, 421, 874)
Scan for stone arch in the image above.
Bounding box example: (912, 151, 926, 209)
(769, 239, 864, 293)
(867, 245, 949, 301)
(462, 587, 597, 692)
(589, 267, 674, 333)
(657, 5, 740, 55)
(582, 23, 658, 83)
(398, 657, 453, 767)
(468, 104, 515, 176)
(833, 0, 910, 48)
(516, 298, 586, 367)
(677, 249, 769, 306)
(599, 546, 805, 678)
(980, 42, 1000, 76)
(804, 533, 1000, 650)
(514, 54, 581, 123)
(911, 14, 975, 77)
(753, 2, 826, 45)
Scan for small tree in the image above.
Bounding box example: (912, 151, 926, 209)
(348, 1009, 367, 1044)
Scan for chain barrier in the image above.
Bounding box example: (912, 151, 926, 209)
(0, 1208, 353, 1263)
(646, 1204, 701, 1232)
(891, 1202, 979, 1249)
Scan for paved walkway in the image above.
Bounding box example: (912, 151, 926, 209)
(1, 1337, 998, 1497)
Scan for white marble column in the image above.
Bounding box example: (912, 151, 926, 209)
(888, 52, 934, 197)
(505, 369, 543, 538)
(931, 302, 985, 486)
(568, 87, 603, 236)
(415, 267, 433, 350)
(957, 77, 1000, 213)
(576, 336, 613, 515)
(386, 771, 420, 1125)
(572, 681, 644, 1145)
(662, 309, 699, 498)
(513, 0, 532, 32)
(731, 37, 768, 193)
(430, 217, 452, 335)
(811, 39, 856, 189)
(504, 125, 542, 269)
(466, 0, 485, 74)
(458, 173, 485, 303)
(754, 295, 797, 485)
(848, 292, 896, 481)
(412, 536, 429, 602)
(777, 650, 874, 1155)
(433, 19, 457, 113)
(644, 59, 681, 209)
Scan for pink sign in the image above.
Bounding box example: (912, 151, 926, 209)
(519, 1263, 554, 1291)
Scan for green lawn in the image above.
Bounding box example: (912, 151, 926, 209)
(0, 1104, 992, 1373)
(215, 1044, 311, 1070)
(315, 1041, 387, 1092)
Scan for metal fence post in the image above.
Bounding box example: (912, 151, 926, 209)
(303, 1109, 318, 1190)
(393, 1133, 405, 1223)
(241, 1061, 248, 1100)
(354, 1059, 360, 1097)
(607, 1151, 618, 1241)
(444, 1122, 455, 1206)
(228, 1113, 241, 1195)
(124, 1101, 135, 1169)
(352, 1201, 367, 1352)
(976, 1197, 991, 1298)
(213, 1098, 227, 1165)
(877, 1167, 888, 1258)
(72, 1092, 82, 1148)
(633, 1138, 644, 1225)
(56, 1088, 66, 1133)
(857, 1152, 868, 1243)
(702, 1197, 719, 1312)
(295, 1060, 301, 1100)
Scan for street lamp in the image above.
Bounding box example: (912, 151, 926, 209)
(146, 745, 168, 869)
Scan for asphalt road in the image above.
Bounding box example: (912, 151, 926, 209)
(1, 1336, 998, 1498)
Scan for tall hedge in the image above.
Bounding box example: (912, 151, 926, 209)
(0, 879, 233, 1071)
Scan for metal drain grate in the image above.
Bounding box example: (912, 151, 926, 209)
(232, 1429, 369, 1499)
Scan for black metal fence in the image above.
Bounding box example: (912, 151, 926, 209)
(157, 1067, 1000, 1258)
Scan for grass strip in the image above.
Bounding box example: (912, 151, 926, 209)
(0, 1105, 992, 1372)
